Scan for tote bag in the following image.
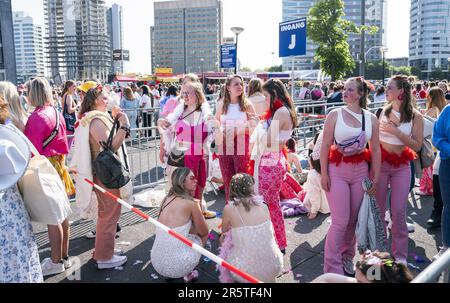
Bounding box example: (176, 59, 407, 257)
(18, 137, 72, 225)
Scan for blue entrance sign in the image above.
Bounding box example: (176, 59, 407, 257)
(279, 18, 307, 57)
(221, 44, 237, 69)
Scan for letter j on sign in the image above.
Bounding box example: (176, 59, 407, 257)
(279, 18, 307, 57)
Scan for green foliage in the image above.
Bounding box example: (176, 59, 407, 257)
(240, 67, 252, 72)
(308, 0, 379, 80)
(265, 65, 283, 72)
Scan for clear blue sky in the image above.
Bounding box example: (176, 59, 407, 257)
(12, 0, 410, 73)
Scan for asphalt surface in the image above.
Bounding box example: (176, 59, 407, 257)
(33, 180, 443, 284)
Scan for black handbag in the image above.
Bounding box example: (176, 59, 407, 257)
(167, 146, 185, 168)
(93, 119, 131, 189)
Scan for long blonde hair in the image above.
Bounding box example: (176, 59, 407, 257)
(0, 81, 28, 131)
(222, 75, 249, 114)
(28, 77, 53, 107)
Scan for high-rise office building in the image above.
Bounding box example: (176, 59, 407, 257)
(282, 0, 387, 71)
(409, 0, 450, 79)
(44, 0, 111, 82)
(13, 12, 45, 83)
(107, 4, 124, 74)
(0, 0, 17, 83)
(151, 0, 223, 74)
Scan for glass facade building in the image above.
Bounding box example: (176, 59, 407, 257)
(282, 0, 387, 72)
(409, 0, 450, 79)
(151, 0, 223, 74)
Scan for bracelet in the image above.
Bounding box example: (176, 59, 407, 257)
(119, 126, 131, 138)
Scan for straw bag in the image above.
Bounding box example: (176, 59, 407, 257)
(18, 135, 72, 225)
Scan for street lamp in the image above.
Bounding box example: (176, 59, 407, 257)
(380, 46, 388, 86)
(362, 45, 384, 78)
(231, 27, 244, 75)
(200, 58, 205, 90)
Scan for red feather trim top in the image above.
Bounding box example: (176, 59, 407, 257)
(329, 146, 371, 166)
(381, 145, 416, 167)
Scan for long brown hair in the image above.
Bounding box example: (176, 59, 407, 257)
(384, 75, 414, 123)
(61, 80, 75, 97)
(426, 87, 447, 113)
(159, 167, 196, 217)
(79, 87, 103, 116)
(222, 75, 249, 114)
(262, 78, 298, 127)
(248, 78, 263, 97)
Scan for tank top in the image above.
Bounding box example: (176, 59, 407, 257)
(334, 107, 372, 143)
(220, 103, 247, 126)
(379, 110, 412, 146)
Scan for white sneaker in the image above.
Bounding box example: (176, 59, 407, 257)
(63, 256, 72, 269)
(407, 223, 415, 233)
(114, 248, 124, 255)
(86, 231, 96, 239)
(342, 259, 355, 276)
(41, 258, 65, 277)
(97, 255, 127, 269)
(432, 247, 448, 262)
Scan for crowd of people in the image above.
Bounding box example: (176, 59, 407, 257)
(1, 72, 449, 284)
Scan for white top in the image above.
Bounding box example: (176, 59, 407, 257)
(379, 110, 412, 146)
(140, 94, 152, 109)
(220, 103, 247, 126)
(279, 130, 293, 141)
(334, 107, 372, 143)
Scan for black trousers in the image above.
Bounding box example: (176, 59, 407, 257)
(433, 174, 443, 214)
(142, 112, 152, 137)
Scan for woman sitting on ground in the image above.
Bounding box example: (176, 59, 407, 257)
(312, 251, 414, 283)
(218, 173, 283, 283)
(151, 167, 209, 282)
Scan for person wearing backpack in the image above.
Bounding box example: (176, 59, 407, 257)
(24, 77, 75, 277)
(376, 75, 424, 265)
(320, 77, 381, 275)
(72, 86, 131, 269)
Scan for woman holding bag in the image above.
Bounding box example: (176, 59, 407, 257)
(24, 77, 75, 277)
(0, 96, 43, 283)
(72, 86, 131, 269)
(320, 77, 381, 275)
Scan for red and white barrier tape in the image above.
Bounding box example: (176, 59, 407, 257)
(82, 177, 262, 283)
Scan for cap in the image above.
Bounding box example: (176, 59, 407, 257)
(77, 81, 98, 93)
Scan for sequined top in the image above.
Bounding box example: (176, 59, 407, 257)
(151, 221, 202, 279)
(227, 205, 284, 283)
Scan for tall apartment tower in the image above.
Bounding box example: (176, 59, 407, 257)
(13, 12, 45, 83)
(0, 0, 17, 83)
(44, 0, 111, 82)
(409, 0, 450, 79)
(107, 4, 124, 74)
(282, 0, 387, 71)
(152, 0, 223, 74)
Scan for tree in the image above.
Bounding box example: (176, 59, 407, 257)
(308, 0, 378, 80)
(410, 66, 422, 79)
(265, 65, 283, 72)
(240, 67, 252, 72)
(393, 66, 411, 76)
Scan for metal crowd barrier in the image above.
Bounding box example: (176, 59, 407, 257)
(411, 249, 450, 283)
(67, 96, 428, 192)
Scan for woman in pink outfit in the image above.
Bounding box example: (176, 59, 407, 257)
(24, 77, 75, 277)
(320, 77, 381, 275)
(376, 75, 423, 265)
(215, 75, 257, 202)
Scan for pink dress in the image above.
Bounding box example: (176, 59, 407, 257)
(175, 117, 208, 199)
